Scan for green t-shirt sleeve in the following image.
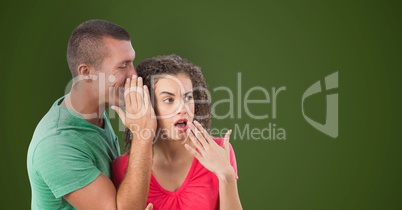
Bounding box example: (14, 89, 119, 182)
(33, 134, 101, 198)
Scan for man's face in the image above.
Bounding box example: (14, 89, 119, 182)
(96, 37, 136, 107)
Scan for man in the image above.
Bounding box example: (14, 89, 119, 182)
(27, 19, 155, 210)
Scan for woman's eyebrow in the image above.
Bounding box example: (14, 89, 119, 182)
(184, 90, 193, 95)
(159, 91, 175, 96)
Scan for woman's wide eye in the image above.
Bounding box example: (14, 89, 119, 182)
(185, 95, 193, 101)
(163, 98, 173, 103)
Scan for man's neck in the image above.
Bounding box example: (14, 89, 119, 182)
(61, 88, 105, 128)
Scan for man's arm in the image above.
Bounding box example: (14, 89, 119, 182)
(64, 153, 153, 210)
(64, 174, 118, 210)
(116, 134, 153, 209)
(64, 171, 153, 210)
(114, 75, 156, 209)
(65, 76, 156, 210)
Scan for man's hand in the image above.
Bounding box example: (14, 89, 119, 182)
(112, 75, 156, 143)
(112, 75, 155, 209)
(145, 203, 153, 210)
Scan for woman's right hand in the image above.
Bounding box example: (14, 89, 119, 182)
(111, 75, 156, 143)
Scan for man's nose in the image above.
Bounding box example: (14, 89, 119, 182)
(128, 65, 137, 77)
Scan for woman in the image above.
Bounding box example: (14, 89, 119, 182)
(111, 54, 242, 210)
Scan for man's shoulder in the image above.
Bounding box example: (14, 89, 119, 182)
(31, 97, 99, 143)
(28, 130, 86, 167)
(28, 98, 95, 165)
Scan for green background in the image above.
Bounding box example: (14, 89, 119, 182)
(1, 0, 401, 209)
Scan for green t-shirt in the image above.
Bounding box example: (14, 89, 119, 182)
(27, 97, 120, 209)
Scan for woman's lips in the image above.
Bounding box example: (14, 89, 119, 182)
(174, 119, 188, 132)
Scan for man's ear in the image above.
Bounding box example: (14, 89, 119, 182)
(77, 64, 93, 80)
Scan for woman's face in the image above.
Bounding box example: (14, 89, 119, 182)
(153, 73, 195, 141)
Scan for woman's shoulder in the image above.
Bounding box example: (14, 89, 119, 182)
(111, 154, 129, 188)
(112, 153, 129, 168)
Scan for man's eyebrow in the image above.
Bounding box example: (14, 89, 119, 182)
(159, 91, 175, 96)
(119, 60, 133, 65)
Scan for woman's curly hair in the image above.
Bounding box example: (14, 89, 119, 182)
(123, 54, 211, 152)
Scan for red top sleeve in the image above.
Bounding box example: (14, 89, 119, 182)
(111, 153, 128, 189)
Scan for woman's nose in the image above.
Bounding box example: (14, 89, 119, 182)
(177, 100, 188, 115)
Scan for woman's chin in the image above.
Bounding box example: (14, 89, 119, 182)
(170, 132, 187, 142)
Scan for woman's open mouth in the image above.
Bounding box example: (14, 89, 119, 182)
(174, 118, 188, 132)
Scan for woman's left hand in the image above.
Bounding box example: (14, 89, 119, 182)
(184, 120, 234, 179)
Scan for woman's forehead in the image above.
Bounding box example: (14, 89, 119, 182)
(154, 74, 193, 92)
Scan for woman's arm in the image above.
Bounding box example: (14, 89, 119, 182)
(216, 168, 242, 210)
(185, 121, 242, 210)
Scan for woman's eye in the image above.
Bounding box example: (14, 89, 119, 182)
(185, 95, 193, 101)
(163, 98, 173, 103)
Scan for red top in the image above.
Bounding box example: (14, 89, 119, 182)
(111, 137, 238, 210)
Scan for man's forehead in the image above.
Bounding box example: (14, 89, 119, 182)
(102, 38, 135, 60)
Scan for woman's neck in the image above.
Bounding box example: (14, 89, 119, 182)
(153, 137, 193, 163)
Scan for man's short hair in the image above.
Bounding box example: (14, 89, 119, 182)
(67, 19, 130, 77)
